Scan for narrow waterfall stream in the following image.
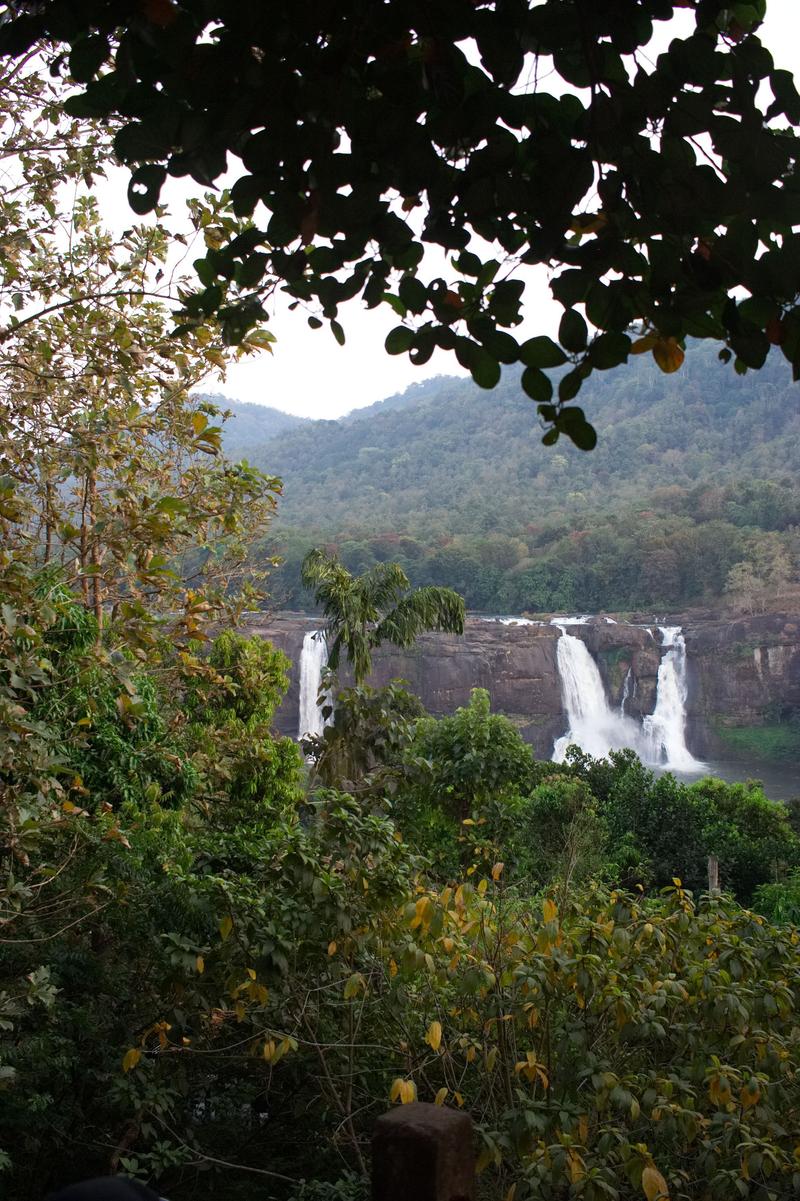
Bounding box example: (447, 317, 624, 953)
(298, 630, 330, 739)
(552, 622, 704, 769)
(619, 667, 633, 717)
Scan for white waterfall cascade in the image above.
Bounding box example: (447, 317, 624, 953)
(481, 616, 542, 626)
(552, 625, 643, 762)
(298, 630, 330, 739)
(552, 622, 704, 770)
(641, 627, 702, 770)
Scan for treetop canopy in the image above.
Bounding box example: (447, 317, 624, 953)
(2, 0, 799, 447)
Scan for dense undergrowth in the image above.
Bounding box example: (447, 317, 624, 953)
(4, 594, 800, 1201)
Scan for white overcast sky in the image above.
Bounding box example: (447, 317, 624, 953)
(110, 3, 800, 419)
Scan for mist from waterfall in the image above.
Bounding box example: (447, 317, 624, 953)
(298, 630, 330, 739)
(552, 622, 704, 770)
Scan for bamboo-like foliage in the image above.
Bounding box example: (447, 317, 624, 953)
(301, 548, 464, 684)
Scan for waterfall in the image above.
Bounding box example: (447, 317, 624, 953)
(619, 667, 633, 717)
(298, 630, 330, 739)
(552, 626, 642, 762)
(641, 627, 702, 770)
(552, 622, 704, 770)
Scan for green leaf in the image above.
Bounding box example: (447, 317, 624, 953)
(558, 408, 597, 451)
(589, 332, 631, 371)
(558, 368, 586, 402)
(127, 165, 166, 215)
(521, 367, 553, 402)
(69, 34, 109, 83)
(559, 309, 588, 353)
(520, 336, 567, 369)
(458, 341, 501, 389)
(385, 326, 415, 355)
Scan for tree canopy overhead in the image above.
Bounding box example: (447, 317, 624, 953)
(3, 1, 800, 447)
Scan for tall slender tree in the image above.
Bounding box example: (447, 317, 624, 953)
(301, 548, 464, 684)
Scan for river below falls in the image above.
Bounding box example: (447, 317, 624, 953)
(662, 756, 799, 801)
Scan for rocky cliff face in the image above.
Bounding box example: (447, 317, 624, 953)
(247, 612, 800, 760)
(682, 613, 800, 756)
(248, 615, 566, 755)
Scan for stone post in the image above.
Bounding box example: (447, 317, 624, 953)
(372, 1102, 474, 1201)
(707, 855, 720, 893)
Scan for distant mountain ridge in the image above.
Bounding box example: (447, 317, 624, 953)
(209, 347, 800, 614)
(194, 392, 308, 458)
(219, 347, 799, 535)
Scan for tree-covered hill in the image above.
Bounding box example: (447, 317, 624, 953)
(220, 345, 800, 613)
(197, 393, 307, 459)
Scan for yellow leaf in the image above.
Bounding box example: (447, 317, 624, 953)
(435, 1087, 448, 1106)
(543, 898, 558, 923)
(263, 1039, 276, 1062)
(740, 1079, 761, 1109)
(476, 1148, 493, 1174)
(505, 1187, 517, 1201)
(569, 1150, 585, 1183)
(477, 879, 488, 896)
(219, 914, 233, 941)
(425, 1021, 443, 1052)
(327, 941, 337, 957)
(652, 338, 684, 374)
(630, 334, 657, 355)
(247, 968, 256, 980)
(391, 1078, 416, 1104)
(486, 1046, 498, 1072)
(454, 1091, 464, 1107)
(491, 861, 504, 881)
(195, 955, 205, 974)
(343, 972, 365, 1000)
(462, 818, 476, 826)
(578, 1115, 589, 1145)
(122, 1048, 141, 1073)
(642, 1164, 669, 1201)
(389, 958, 398, 978)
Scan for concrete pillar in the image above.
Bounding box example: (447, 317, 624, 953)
(372, 1102, 474, 1201)
(708, 855, 720, 893)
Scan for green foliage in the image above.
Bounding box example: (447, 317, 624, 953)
(378, 880, 800, 1201)
(248, 348, 799, 615)
(10, 1, 800, 444)
(409, 689, 539, 822)
(6, 594, 800, 1201)
(305, 678, 424, 795)
(186, 631, 303, 824)
(301, 549, 464, 684)
(715, 719, 800, 763)
(753, 871, 800, 924)
(200, 629, 290, 725)
(568, 749, 800, 900)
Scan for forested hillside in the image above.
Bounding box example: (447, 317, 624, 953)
(218, 345, 800, 613)
(196, 393, 307, 458)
